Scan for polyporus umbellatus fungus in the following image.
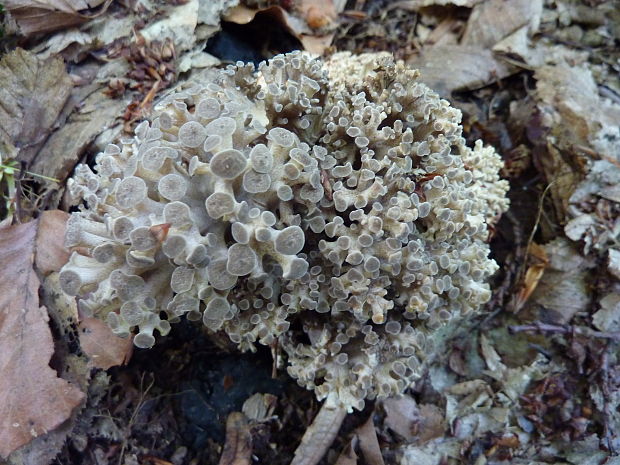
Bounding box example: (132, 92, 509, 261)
(61, 51, 509, 413)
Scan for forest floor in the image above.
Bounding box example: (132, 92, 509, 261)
(1, 0, 620, 464)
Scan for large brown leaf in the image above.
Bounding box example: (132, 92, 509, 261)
(407, 45, 513, 96)
(4, 0, 108, 35)
(0, 211, 85, 458)
(0, 49, 73, 168)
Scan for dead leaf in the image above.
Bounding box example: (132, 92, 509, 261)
(4, 0, 108, 36)
(384, 397, 445, 444)
(30, 87, 128, 184)
(299, 33, 336, 55)
(0, 48, 73, 169)
(609, 249, 620, 280)
(393, 0, 482, 8)
(33, 210, 70, 274)
(218, 412, 252, 465)
(140, 0, 199, 54)
(515, 242, 548, 311)
(298, 0, 337, 30)
(79, 317, 133, 370)
(242, 392, 277, 422)
(407, 45, 514, 96)
(0, 212, 85, 458)
(462, 0, 543, 48)
(334, 437, 358, 465)
(291, 404, 347, 465)
(528, 239, 594, 325)
(592, 293, 620, 333)
(355, 416, 384, 465)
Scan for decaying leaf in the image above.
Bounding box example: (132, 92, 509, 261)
(4, 0, 108, 36)
(241, 392, 277, 422)
(407, 45, 514, 96)
(395, 0, 482, 8)
(140, 0, 200, 54)
(291, 403, 347, 465)
(515, 242, 548, 311)
(0, 211, 85, 459)
(592, 293, 620, 333)
(218, 412, 252, 465)
(355, 416, 384, 465)
(609, 249, 620, 280)
(536, 64, 606, 147)
(334, 437, 358, 465)
(298, 0, 337, 30)
(462, 0, 543, 48)
(0, 48, 73, 168)
(78, 317, 133, 370)
(30, 87, 128, 184)
(384, 397, 444, 444)
(527, 239, 594, 325)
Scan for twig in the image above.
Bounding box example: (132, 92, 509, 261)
(509, 322, 620, 341)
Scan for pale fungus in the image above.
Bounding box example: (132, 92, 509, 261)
(62, 51, 508, 411)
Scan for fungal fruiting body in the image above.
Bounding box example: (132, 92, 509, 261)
(61, 51, 509, 411)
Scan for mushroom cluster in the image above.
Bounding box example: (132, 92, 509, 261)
(61, 51, 509, 410)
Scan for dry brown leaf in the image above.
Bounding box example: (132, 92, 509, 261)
(407, 45, 513, 96)
(298, 0, 337, 30)
(33, 210, 70, 274)
(0, 212, 85, 459)
(383, 397, 444, 444)
(461, 0, 542, 48)
(4, 0, 108, 36)
(355, 416, 384, 465)
(79, 317, 133, 370)
(0, 48, 73, 169)
(515, 242, 548, 311)
(218, 412, 252, 465)
(383, 397, 418, 442)
(528, 239, 594, 325)
(299, 33, 336, 55)
(222, 5, 257, 24)
(30, 88, 128, 184)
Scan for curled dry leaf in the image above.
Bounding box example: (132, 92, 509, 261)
(514, 242, 548, 312)
(218, 412, 252, 465)
(0, 48, 73, 169)
(4, 0, 108, 36)
(0, 211, 85, 459)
